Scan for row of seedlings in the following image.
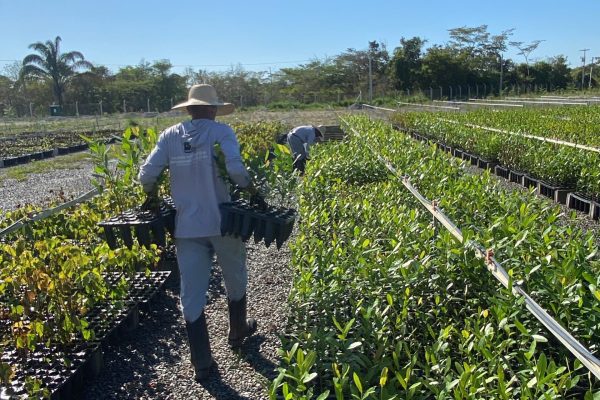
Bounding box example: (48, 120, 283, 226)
(394, 120, 600, 221)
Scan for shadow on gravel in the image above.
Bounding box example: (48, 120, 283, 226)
(200, 368, 254, 400)
(242, 335, 279, 381)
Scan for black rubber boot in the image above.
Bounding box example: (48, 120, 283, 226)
(228, 294, 257, 348)
(185, 312, 213, 381)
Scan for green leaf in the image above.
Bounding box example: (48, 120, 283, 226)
(303, 372, 318, 384)
(514, 319, 529, 335)
(379, 367, 388, 387)
(316, 391, 330, 400)
(353, 372, 363, 394)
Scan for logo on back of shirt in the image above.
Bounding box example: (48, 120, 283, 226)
(183, 142, 192, 153)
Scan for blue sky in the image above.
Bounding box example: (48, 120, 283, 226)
(1, 0, 599, 75)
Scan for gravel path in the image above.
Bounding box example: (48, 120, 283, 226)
(81, 240, 292, 399)
(0, 159, 95, 211)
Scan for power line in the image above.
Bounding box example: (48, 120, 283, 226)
(0, 58, 320, 69)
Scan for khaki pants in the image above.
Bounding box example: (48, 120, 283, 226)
(175, 236, 247, 323)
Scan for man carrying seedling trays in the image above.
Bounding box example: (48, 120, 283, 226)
(137, 84, 265, 382)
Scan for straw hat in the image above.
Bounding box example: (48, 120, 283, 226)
(172, 84, 235, 116)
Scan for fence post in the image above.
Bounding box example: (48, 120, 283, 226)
(99, 100, 103, 116)
(29, 102, 33, 118)
(483, 84, 487, 97)
(75, 101, 79, 117)
(439, 86, 443, 100)
(123, 99, 126, 113)
(147, 98, 150, 113)
(458, 85, 462, 99)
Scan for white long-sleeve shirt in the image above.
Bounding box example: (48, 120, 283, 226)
(138, 119, 251, 238)
(287, 125, 317, 160)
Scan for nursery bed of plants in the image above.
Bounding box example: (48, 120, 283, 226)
(0, 129, 120, 168)
(270, 115, 599, 399)
(442, 106, 600, 147)
(392, 109, 600, 215)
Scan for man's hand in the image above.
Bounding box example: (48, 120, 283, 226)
(141, 191, 161, 214)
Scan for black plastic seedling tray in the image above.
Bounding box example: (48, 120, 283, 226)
(98, 198, 176, 249)
(219, 200, 296, 249)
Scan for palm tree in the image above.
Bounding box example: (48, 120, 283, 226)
(21, 36, 93, 107)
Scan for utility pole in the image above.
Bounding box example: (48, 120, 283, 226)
(269, 67, 273, 103)
(368, 54, 373, 102)
(590, 56, 599, 89)
(580, 48, 590, 89)
(499, 54, 504, 96)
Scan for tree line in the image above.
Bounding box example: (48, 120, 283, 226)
(0, 26, 596, 117)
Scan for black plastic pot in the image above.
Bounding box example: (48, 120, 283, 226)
(477, 158, 496, 171)
(509, 170, 524, 185)
(469, 154, 479, 166)
(16, 155, 30, 165)
(1, 157, 18, 167)
(42, 149, 54, 158)
(537, 181, 571, 204)
(240, 212, 256, 242)
(494, 165, 510, 179)
(219, 203, 236, 236)
(275, 210, 297, 249)
(231, 207, 245, 238)
(263, 214, 277, 247)
(253, 215, 266, 243)
(592, 201, 600, 221)
(522, 175, 538, 189)
(567, 192, 592, 214)
(30, 152, 44, 161)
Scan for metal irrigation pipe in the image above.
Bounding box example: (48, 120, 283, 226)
(438, 118, 600, 154)
(397, 101, 460, 111)
(0, 188, 100, 238)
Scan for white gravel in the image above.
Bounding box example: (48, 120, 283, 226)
(0, 160, 95, 211)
